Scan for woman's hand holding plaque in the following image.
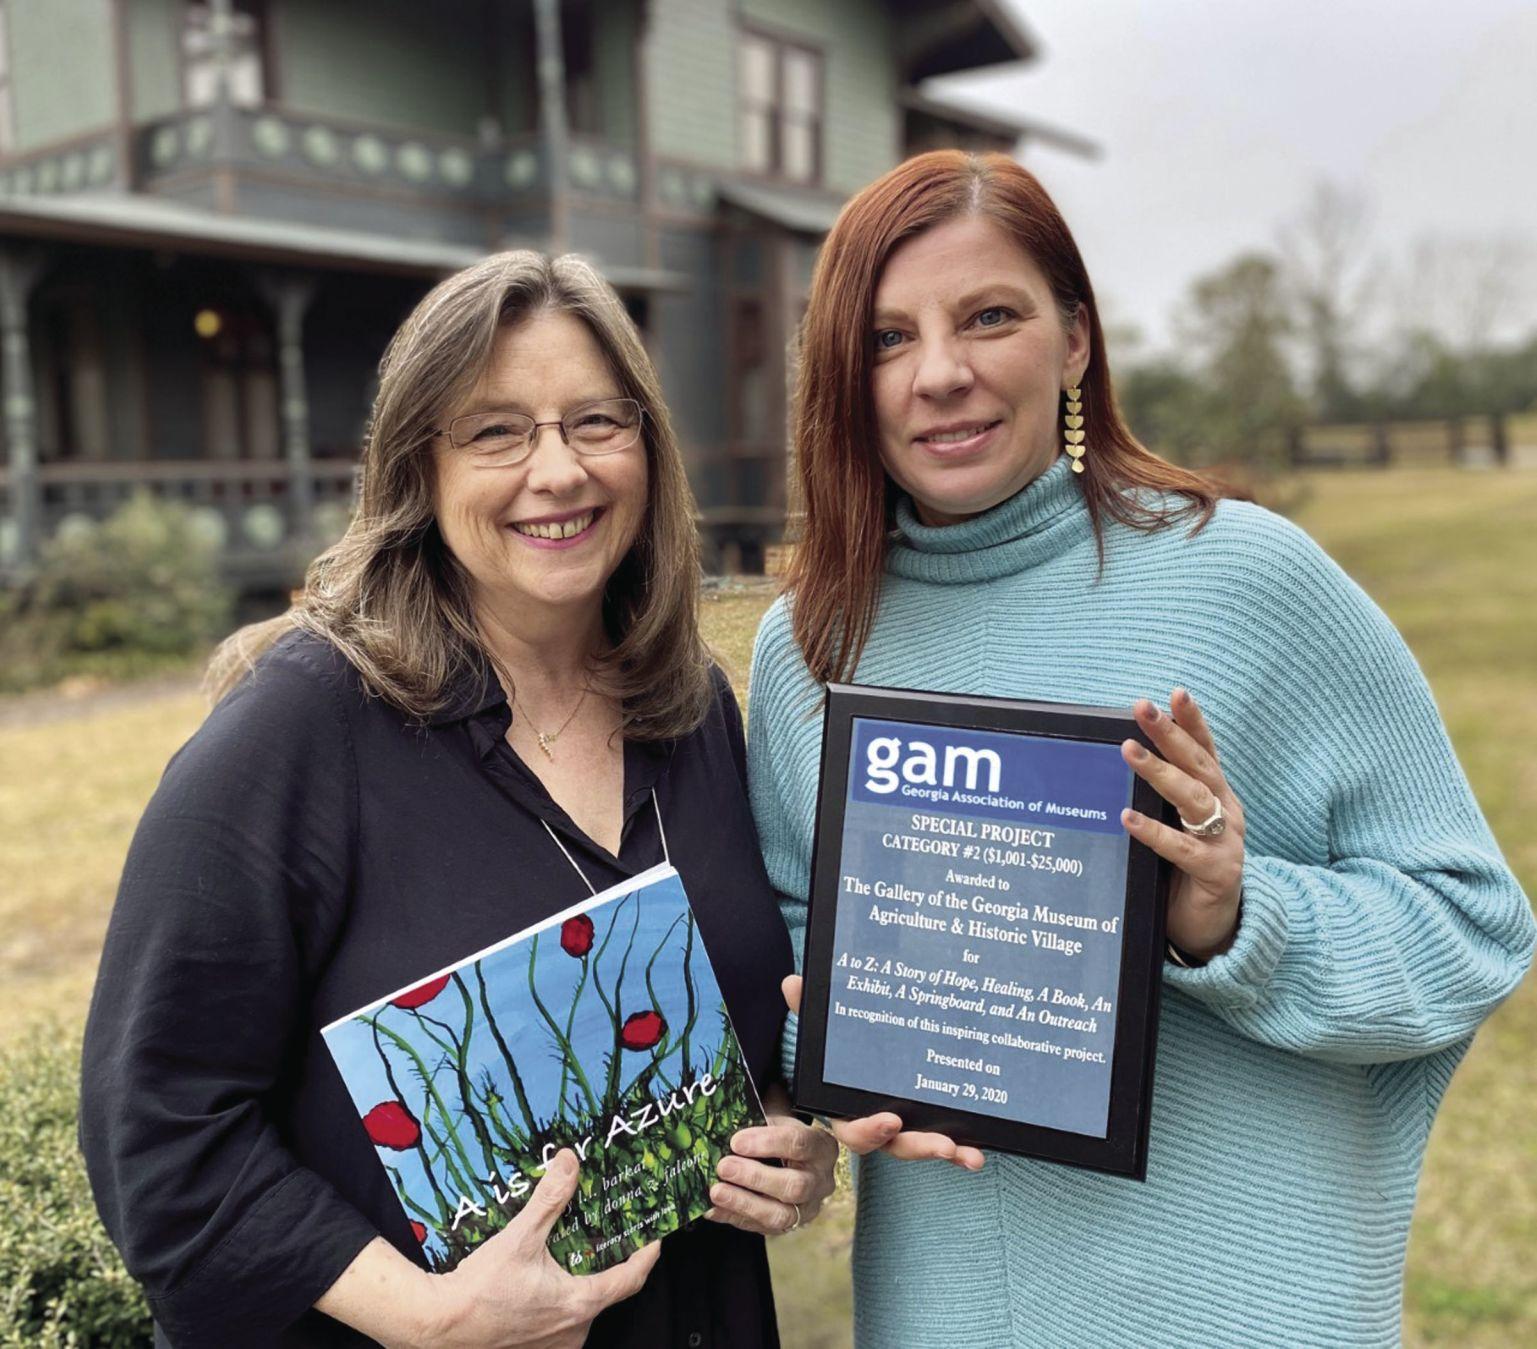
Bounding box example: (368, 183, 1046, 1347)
(783, 975, 986, 1171)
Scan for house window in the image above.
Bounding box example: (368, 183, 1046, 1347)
(0, 1, 14, 155)
(182, 2, 267, 109)
(36, 297, 112, 462)
(562, 0, 601, 136)
(731, 296, 770, 446)
(738, 30, 821, 184)
(196, 307, 279, 461)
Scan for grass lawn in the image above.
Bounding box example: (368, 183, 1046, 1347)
(2, 468, 1533, 1345)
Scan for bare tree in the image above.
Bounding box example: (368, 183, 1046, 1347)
(1394, 233, 1533, 355)
(1277, 179, 1381, 419)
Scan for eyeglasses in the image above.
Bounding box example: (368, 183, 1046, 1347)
(436, 397, 644, 468)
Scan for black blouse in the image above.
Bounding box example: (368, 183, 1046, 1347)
(79, 632, 793, 1347)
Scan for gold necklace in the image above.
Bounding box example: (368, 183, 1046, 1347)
(513, 682, 590, 761)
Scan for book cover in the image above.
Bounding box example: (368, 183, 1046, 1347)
(322, 863, 764, 1273)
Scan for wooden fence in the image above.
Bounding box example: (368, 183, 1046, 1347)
(1287, 412, 1535, 468)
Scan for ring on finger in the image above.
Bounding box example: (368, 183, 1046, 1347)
(787, 1202, 803, 1233)
(1180, 797, 1226, 838)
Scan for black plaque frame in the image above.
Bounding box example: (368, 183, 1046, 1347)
(793, 683, 1176, 1179)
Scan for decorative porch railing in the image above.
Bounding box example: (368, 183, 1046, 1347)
(128, 107, 639, 208)
(0, 459, 359, 582)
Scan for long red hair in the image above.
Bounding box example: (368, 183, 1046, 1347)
(785, 150, 1220, 685)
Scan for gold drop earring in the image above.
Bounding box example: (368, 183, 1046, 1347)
(1063, 385, 1086, 474)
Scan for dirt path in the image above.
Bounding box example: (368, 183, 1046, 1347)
(0, 668, 203, 729)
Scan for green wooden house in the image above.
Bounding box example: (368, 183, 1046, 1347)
(0, 0, 1087, 581)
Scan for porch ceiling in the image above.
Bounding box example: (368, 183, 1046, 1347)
(0, 194, 690, 290)
(0, 193, 484, 277)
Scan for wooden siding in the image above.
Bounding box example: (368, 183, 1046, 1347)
(643, 0, 736, 170)
(276, 0, 488, 138)
(126, 0, 181, 124)
(6, 0, 115, 151)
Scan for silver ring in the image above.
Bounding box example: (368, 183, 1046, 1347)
(1180, 797, 1226, 837)
(787, 1202, 803, 1233)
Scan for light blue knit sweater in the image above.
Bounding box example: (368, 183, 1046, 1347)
(747, 456, 1534, 1348)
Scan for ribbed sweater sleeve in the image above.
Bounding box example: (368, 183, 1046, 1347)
(1164, 517, 1535, 1062)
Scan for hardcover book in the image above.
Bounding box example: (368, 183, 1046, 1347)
(322, 863, 763, 1274)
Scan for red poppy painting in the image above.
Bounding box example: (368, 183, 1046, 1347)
(561, 914, 595, 957)
(620, 1009, 666, 1051)
(392, 974, 451, 1010)
(362, 1100, 422, 1150)
(322, 870, 761, 1276)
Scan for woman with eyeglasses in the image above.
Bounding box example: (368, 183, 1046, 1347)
(79, 252, 837, 1348)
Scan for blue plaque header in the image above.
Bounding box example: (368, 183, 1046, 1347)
(849, 716, 1132, 836)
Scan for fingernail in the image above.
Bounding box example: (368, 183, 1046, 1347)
(1127, 741, 1147, 761)
(1124, 810, 1143, 827)
(717, 1159, 739, 1181)
(710, 1184, 728, 1205)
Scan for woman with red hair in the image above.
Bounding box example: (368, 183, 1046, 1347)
(748, 151, 1532, 1346)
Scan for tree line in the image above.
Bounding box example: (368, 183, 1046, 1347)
(1111, 180, 1536, 466)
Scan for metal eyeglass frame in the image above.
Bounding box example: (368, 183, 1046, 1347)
(433, 398, 645, 466)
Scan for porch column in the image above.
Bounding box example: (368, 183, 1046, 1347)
(208, 0, 239, 212)
(533, 0, 570, 251)
(258, 272, 318, 545)
(0, 246, 48, 572)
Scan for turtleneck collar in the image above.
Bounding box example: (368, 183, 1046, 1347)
(886, 453, 1094, 585)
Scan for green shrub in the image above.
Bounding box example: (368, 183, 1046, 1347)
(0, 493, 232, 692)
(0, 1025, 151, 1347)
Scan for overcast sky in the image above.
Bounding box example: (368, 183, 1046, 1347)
(932, 0, 1537, 351)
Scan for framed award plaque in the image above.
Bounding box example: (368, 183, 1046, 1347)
(793, 684, 1177, 1179)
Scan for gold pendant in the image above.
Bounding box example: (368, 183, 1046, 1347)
(536, 733, 555, 760)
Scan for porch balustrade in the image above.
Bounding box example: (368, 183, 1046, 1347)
(129, 107, 638, 209)
(0, 459, 359, 582)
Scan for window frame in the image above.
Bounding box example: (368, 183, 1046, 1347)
(736, 24, 823, 187)
(180, 0, 271, 112)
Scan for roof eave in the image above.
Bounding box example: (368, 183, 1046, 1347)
(902, 90, 1101, 160)
(895, 0, 1041, 80)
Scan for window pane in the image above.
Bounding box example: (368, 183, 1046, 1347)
(739, 36, 775, 105)
(183, 4, 212, 47)
(244, 367, 281, 461)
(783, 119, 816, 183)
(783, 49, 819, 117)
(185, 61, 219, 109)
(228, 54, 263, 108)
(734, 299, 768, 444)
(741, 108, 771, 173)
(183, 2, 266, 108)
